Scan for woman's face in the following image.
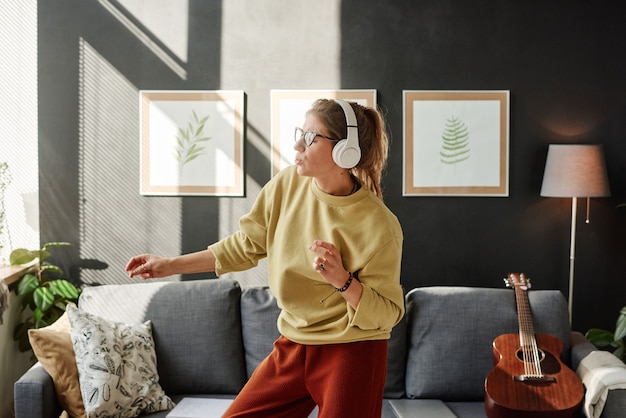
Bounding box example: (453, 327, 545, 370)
(293, 113, 338, 178)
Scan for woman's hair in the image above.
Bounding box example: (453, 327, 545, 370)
(308, 99, 390, 200)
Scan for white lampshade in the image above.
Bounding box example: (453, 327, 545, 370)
(540, 144, 610, 198)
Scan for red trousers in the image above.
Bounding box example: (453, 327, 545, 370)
(223, 336, 388, 418)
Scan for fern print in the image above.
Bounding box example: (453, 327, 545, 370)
(439, 116, 471, 166)
(174, 110, 211, 174)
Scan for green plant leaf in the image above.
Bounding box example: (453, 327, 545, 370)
(41, 263, 64, 276)
(17, 273, 39, 295)
(34, 287, 54, 312)
(41, 241, 72, 251)
(37, 249, 51, 261)
(33, 307, 48, 328)
(615, 306, 626, 341)
(49, 279, 80, 299)
(54, 300, 70, 310)
(585, 328, 615, 347)
(9, 248, 37, 265)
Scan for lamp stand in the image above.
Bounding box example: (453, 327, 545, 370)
(568, 197, 577, 325)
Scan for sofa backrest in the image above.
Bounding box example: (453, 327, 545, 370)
(404, 286, 570, 401)
(238, 286, 409, 398)
(78, 279, 247, 395)
(239, 287, 281, 378)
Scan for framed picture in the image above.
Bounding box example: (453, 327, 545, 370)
(270, 89, 377, 176)
(403, 90, 509, 196)
(140, 90, 245, 196)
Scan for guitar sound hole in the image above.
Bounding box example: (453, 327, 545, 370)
(515, 348, 562, 375)
(516, 348, 546, 362)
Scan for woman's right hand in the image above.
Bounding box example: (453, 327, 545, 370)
(125, 254, 169, 279)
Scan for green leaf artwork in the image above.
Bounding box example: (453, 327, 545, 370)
(174, 110, 211, 174)
(439, 116, 471, 167)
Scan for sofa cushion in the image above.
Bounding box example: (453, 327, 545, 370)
(67, 305, 174, 417)
(405, 286, 570, 401)
(27, 312, 86, 418)
(240, 287, 281, 378)
(385, 310, 408, 398)
(78, 279, 247, 395)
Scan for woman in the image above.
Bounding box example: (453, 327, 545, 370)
(126, 99, 404, 417)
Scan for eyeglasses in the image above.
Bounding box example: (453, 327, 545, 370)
(294, 127, 339, 147)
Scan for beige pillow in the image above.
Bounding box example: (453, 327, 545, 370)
(28, 311, 86, 418)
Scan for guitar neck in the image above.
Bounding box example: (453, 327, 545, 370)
(514, 284, 536, 348)
(511, 278, 548, 379)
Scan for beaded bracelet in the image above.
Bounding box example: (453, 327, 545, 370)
(335, 272, 354, 292)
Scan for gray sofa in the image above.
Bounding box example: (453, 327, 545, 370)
(14, 278, 626, 418)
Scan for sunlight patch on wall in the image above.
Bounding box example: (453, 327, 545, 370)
(78, 38, 183, 284)
(0, 0, 39, 259)
(117, 0, 189, 63)
(220, 0, 341, 89)
(98, 0, 188, 80)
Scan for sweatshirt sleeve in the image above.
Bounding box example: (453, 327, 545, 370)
(209, 187, 272, 276)
(348, 234, 404, 332)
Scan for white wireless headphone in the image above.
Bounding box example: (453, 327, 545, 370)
(332, 99, 361, 169)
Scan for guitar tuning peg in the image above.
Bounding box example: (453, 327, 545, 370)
(520, 273, 532, 289)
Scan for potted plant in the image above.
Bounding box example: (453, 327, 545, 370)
(586, 306, 626, 361)
(10, 242, 81, 352)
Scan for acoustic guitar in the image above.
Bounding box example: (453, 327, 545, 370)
(484, 273, 584, 418)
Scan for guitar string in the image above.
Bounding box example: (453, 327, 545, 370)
(517, 287, 532, 376)
(516, 282, 542, 377)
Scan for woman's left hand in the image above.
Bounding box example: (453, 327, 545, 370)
(308, 240, 350, 289)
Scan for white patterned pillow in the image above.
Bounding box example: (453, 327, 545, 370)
(67, 305, 174, 417)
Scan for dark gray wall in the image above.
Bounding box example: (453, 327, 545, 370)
(38, 0, 626, 333)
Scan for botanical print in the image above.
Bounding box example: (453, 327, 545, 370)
(174, 110, 212, 177)
(140, 90, 244, 196)
(440, 116, 471, 167)
(403, 91, 509, 196)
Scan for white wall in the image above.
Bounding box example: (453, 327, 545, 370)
(0, 1, 39, 257)
(0, 1, 40, 416)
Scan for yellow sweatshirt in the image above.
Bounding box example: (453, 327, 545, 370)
(209, 166, 404, 345)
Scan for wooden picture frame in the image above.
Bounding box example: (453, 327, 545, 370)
(139, 90, 245, 196)
(403, 90, 509, 196)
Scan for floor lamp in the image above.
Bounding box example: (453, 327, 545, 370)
(540, 144, 610, 324)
